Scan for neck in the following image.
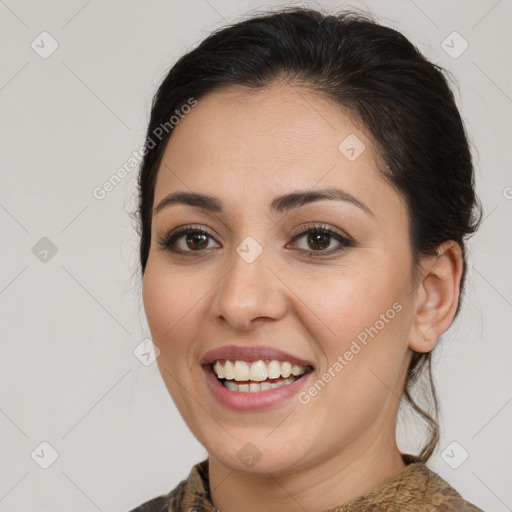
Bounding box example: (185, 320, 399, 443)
(209, 430, 407, 512)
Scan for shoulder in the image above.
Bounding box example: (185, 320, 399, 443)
(331, 456, 485, 512)
(126, 481, 184, 512)
(372, 460, 485, 512)
(414, 463, 485, 511)
(126, 459, 212, 512)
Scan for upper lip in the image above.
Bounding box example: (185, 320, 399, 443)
(201, 345, 314, 368)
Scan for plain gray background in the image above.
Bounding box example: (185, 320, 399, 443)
(1, 0, 511, 511)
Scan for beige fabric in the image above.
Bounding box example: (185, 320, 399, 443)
(128, 454, 484, 512)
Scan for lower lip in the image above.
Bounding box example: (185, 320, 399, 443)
(203, 365, 313, 411)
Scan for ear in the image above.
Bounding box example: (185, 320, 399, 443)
(408, 241, 464, 353)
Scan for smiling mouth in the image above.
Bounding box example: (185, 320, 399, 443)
(212, 359, 314, 393)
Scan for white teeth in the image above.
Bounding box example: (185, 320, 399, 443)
(233, 361, 250, 381)
(249, 360, 267, 381)
(224, 360, 235, 380)
(281, 361, 292, 378)
(212, 359, 309, 382)
(267, 360, 281, 379)
(291, 364, 303, 376)
(224, 380, 238, 392)
(223, 377, 296, 393)
(214, 361, 225, 379)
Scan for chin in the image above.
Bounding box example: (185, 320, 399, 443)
(203, 430, 310, 476)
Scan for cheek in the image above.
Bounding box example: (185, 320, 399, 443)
(142, 262, 209, 417)
(313, 277, 411, 403)
(297, 264, 409, 356)
(142, 261, 203, 355)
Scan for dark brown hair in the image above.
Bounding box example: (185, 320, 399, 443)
(135, 6, 481, 461)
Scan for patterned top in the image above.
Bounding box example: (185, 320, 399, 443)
(128, 454, 484, 512)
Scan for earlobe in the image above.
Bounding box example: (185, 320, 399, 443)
(408, 241, 464, 354)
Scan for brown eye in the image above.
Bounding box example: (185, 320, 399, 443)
(306, 231, 331, 251)
(158, 226, 220, 253)
(184, 232, 209, 251)
(290, 225, 354, 256)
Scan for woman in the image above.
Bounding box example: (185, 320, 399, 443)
(130, 6, 483, 511)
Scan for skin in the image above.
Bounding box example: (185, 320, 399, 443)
(142, 81, 463, 512)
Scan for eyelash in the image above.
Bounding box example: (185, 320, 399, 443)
(157, 223, 354, 258)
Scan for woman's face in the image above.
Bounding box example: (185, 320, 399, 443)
(142, 82, 419, 475)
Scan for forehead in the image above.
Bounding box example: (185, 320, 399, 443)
(153, 82, 399, 217)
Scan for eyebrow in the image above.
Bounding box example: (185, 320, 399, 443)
(153, 187, 374, 217)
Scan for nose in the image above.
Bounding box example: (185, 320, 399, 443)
(211, 243, 287, 330)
